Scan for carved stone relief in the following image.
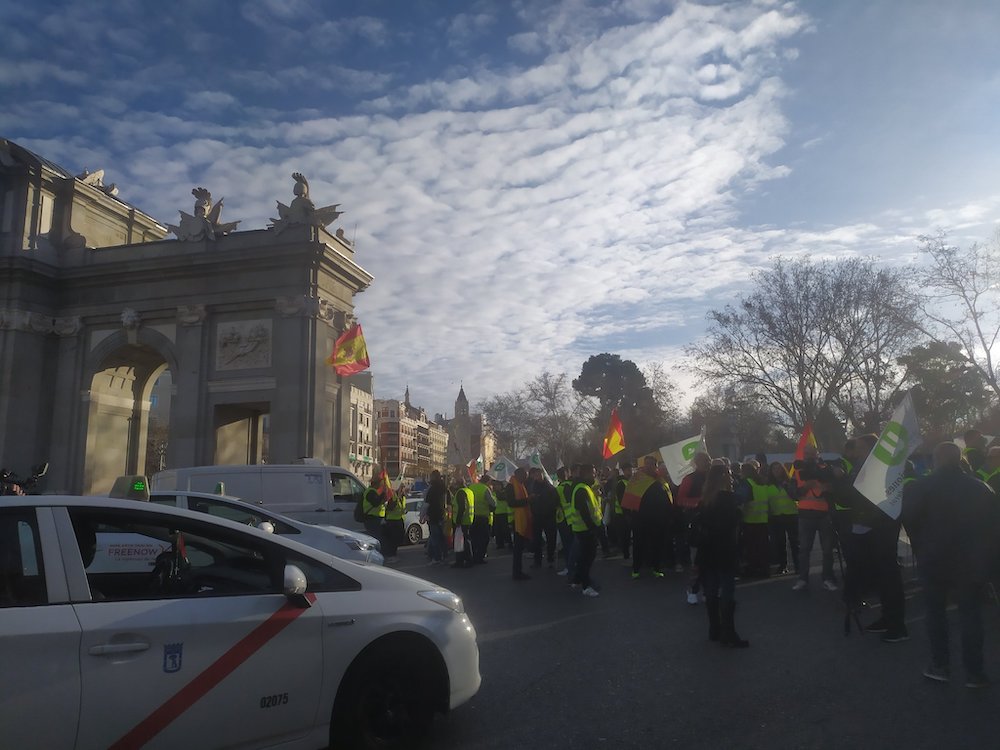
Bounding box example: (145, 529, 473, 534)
(216, 319, 272, 370)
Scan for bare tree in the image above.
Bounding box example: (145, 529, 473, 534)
(478, 390, 531, 459)
(641, 360, 682, 426)
(833, 264, 920, 433)
(688, 257, 917, 433)
(914, 230, 1000, 401)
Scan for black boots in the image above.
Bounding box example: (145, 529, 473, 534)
(719, 600, 750, 648)
(706, 596, 721, 641)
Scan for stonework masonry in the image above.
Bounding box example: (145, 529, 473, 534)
(0, 139, 372, 494)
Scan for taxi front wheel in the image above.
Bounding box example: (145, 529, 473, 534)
(330, 639, 442, 750)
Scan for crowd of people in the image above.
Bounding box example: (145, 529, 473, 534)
(357, 430, 1000, 683)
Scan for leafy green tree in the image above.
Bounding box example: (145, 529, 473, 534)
(897, 341, 992, 439)
(572, 353, 668, 458)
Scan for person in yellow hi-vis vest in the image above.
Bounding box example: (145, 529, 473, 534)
(766, 461, 799, 575)
(450, 483, 475, 569)
(739, 462, 771, 578)
(571, 463, 603, 597)
(467, 476, 496, 564)
(361, 475, 387, 543)
(382, 484, 407, 564)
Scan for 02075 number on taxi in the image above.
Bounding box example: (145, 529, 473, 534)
(260, 693, 289, 708)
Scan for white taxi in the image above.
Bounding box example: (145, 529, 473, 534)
(0, 495, 480, 749)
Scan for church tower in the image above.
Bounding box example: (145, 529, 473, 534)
(455, 385, 469, 418)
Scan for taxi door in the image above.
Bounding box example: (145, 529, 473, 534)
(68, 507, 325, 749)
(0, 507, 82, 749)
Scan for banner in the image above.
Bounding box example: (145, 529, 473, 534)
(326, 323, 370, 376)
(794, 422, 818, 461)
(658, 428, 706, 483)
(488, 456, 518, 483)
(602, 407, 626, 459)
(853, 392, 922, 520)
(528, 451, 555, 485)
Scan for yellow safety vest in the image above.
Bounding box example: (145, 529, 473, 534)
(743, 479, 770, 524)
(454, 487, 474, 526)
(570, 483, 602, 533)
(362, 488, 386, 518)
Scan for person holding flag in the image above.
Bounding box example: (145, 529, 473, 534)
(571, 463, 603, 597)
(790, 425, 839, 592)
(836, 394, 923, 642)
(361, 470, 389, 543)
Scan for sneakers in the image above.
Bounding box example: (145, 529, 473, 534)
(792, 580, 808, 591)
(965, 674, 991, 689)
(631, 572, 641, 580)
(556, 568, 569, 576)
(686, 591, 699, 605)
(881, 629, 910, 644)
(652, 570, 665, 578)
(582, 586, 600, 598)
(864, 618, 889, 634)
(822, 580, 838, 592)
(922, 664, 950, 683)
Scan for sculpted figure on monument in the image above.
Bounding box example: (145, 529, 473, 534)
(269, 172, 343, 233)
(167, 187, 241, 241)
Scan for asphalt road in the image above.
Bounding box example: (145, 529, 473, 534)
(392, 540, 999, 750)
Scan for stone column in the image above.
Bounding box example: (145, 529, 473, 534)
(167, 305, 207, 468)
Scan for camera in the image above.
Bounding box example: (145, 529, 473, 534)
(792, 458, 836, 484)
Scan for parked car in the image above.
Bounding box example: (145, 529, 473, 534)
(0, 495, 480, 749)
(404, 497, 430, 545)
(140, 488, 384, 566)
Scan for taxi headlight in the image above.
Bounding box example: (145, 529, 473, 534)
(417, 590, 465, 614)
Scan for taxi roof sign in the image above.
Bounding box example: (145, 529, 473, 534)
(109, 475, 151, 501)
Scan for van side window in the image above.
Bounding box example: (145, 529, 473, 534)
(330, 473, 364, 502)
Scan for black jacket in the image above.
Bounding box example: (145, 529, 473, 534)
(424, 478, 447, 523)
(901, 466, 1000, 583)
(694, 490, 742, 572)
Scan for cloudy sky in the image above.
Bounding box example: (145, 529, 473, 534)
(4, 0, 1000, 417)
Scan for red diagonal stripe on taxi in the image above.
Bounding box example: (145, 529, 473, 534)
(110, 593, 316, 750)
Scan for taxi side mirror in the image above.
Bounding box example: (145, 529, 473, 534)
(283, 564, 311, 608)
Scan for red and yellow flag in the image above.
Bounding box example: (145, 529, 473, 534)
(602, 407, 626, 459)
(326, 323, 370, 376)
(794, 422, 818, 462)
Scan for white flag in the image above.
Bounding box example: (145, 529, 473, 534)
(488, 456, 518, 482)
(853, 392, 922, 520)
(658, 428, 707, 483)
(528, 451, 555, 485)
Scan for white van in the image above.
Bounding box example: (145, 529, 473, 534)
(151, 459, 367, 530)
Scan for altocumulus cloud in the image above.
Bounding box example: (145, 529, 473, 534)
(3, 0, 974, 416)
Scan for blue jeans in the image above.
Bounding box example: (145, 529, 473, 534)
(427, 521, 445, 561)
(797, 511, 835, 583)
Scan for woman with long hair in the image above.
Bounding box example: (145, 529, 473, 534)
(696, 464, 749, 647)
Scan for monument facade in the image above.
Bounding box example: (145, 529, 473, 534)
(0, 139, 372, 494)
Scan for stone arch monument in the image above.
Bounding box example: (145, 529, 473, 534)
(0, 139, 372, 494)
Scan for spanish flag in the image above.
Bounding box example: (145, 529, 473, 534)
(602, 407, 626, 459)
(794, 422, 818, 462)
(327, 323, 370, 376)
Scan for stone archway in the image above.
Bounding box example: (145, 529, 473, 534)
(82, 337, 172, 495)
